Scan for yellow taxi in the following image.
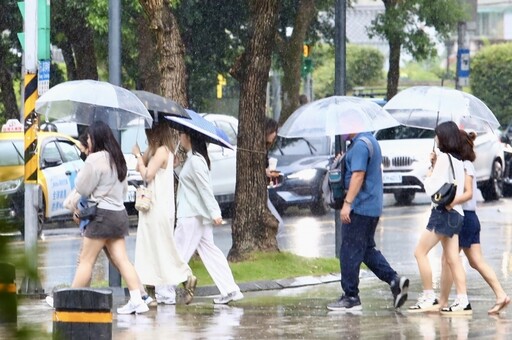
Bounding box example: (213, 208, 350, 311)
(0, 119, 84, 236)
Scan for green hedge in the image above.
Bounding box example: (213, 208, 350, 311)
(471, 43, 512, 126)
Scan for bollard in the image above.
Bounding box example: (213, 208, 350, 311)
(0, 262, 17, 324)
(53, 288, 112, 340)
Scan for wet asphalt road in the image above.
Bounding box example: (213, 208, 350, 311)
(3, 192, 512, 339)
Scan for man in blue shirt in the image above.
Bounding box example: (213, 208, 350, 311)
(327, 132, 409, 311)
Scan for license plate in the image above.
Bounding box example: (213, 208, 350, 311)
(383, 173, 402, 184)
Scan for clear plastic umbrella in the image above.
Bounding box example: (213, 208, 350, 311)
(278, 96, 400, 138)
(384, 86, 500, 132)
(35, 80, 153, 129)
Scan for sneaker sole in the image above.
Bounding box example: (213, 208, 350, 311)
(394, 277, 409, 309)
(440, 309, 472, 316)
(407, 304, 440, 313)
(326, 305, 363, 312)
(117, 304, 150, 315)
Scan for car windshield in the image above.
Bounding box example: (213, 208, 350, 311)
(0, 140, 24, 166)
(375, 126, 436, 140)
(121, 127, 148, 154)
(269, 136, 331, 156)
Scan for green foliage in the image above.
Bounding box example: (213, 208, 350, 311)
(189, 251, 339, 285)
(471, 43, 512, 125)
(400, 58, 446, 83)
(368, 0, 467, 61)
(312, 44, 385, 98)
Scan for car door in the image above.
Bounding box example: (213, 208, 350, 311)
(208, 119, 237, 197)
(40, 138, 83, 218)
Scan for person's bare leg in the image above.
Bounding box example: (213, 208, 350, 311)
(414, 230, 441, 290)
(464, 245, 509, 313)
(439, 253, 454, 308)
(72, 237, 105, 287)
(103, 246, 147, 296)
(441, 235, 467, 295)
(105, 238, 141, 291)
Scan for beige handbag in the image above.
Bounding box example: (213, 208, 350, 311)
(135, 171, 152, 212)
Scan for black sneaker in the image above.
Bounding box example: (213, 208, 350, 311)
(440, 300, 472, 315)
(390, 276, 409, 309)
(327, 295, 362, 311)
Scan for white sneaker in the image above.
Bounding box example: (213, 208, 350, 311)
(155, 293, 176, 305)
(408, 293, 439, 313)
(117, 299, 150, 314)
(213, 291, 244, 304)
(142, 295, 154, 305)
(45, 296, 54, 308)
(440, 299, 472, 315)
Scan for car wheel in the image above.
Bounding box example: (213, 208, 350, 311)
(393, 190, 415, 205)
(36, 201, 45, 239)
(481, 160, 503, 201)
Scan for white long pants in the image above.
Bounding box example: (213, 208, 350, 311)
(171, 216, 240, 297)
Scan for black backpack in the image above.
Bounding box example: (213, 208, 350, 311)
(323, 137, 374, 209)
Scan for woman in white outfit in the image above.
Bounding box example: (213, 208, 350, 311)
(133, 123, 196, 305)
(172, 129, 243, 304)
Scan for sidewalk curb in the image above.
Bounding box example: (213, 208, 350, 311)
(194, 273, 341, 297)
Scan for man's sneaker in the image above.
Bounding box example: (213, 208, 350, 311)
(155, 293, 176, 305)
(326, 295, 362, 311)
(117, 299, 150, 314)
(390, 276, 409, 309)
(213, 291, 244, 304)
(142, 295, 155, 305)
(408, 294, 439, 313)
(440, 300, 472, 315)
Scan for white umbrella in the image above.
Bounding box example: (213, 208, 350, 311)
(35, 80, 153, 129)
(384, 86, 500, 132)
(278, 96, 400, 138)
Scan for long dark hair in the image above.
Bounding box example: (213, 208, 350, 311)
(188, 130, 211, 170)
(87, 121, 127, 181)
(435, 121, 461, 155)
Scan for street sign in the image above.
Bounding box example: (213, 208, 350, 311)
(457, 48, 470, 87)
(38, 59, 50, 95)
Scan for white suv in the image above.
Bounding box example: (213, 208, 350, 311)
(375, 125, 504, 205)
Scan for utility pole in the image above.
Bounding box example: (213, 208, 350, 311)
(108, 0, 122, 288)
(333, 0, 346, 259)
(18, 0, 49, 297)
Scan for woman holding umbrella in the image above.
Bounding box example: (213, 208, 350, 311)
(170, 128, 243, 304)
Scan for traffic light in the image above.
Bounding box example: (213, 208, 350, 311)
(301, 44, 313, 78)
(303, 44, 310, 58)
(217, 74, 227, 99)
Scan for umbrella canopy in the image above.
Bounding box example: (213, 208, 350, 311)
(131, 90, 190, 121)
(165, 110, 234, 149)
(384, 86, 500, 132)
(278, 96, 400, 138)
(35, 80, 153, 129)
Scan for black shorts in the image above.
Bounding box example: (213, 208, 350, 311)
(426, 207, 463, 238)
(83, 208, 129, 239)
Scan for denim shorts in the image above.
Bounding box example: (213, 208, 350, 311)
(459, 210, 481, 248)
(426, 207, 463, 238)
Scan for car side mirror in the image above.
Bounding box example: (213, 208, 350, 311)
(42, 157, 63, 168)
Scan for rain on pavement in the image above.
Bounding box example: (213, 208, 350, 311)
(4, 193, 512, 339)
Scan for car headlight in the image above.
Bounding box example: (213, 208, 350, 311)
(0, 177, 23, 194)
(288, 169, 318, 181)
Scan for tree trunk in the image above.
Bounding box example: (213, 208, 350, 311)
(139, 0, 188, 107)
(386, 39, 401, 100)
(228, 0, 280, 261)
(60, 40, 77, 81)
(137, 12, 160, 93)
(277, 0, 316, 125)
(70, 23, 99, 80)
(0, 65, 19, 120)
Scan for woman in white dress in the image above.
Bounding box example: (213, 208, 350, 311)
(133, 123, 196, 305)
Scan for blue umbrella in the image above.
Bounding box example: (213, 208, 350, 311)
(165, 110, 234, 149)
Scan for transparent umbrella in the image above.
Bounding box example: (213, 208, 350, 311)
(384, 86, 500, 132)
(278, 96, 400, 138)
(35, 80, 153, 129)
